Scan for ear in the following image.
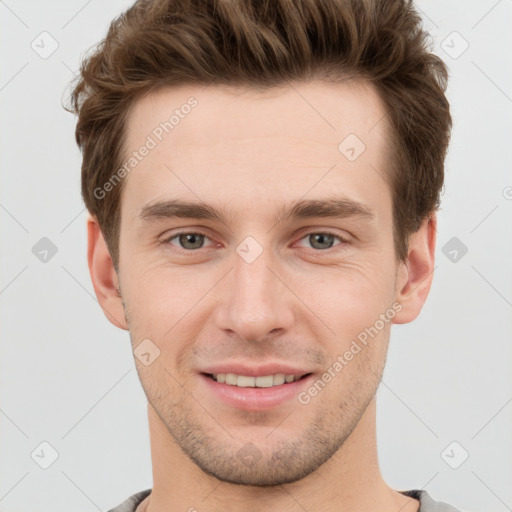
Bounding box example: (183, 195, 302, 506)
(87, 215, 128, 330)
(392, 213, 437, 324)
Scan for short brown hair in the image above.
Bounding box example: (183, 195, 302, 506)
(67, 0, 451, 270)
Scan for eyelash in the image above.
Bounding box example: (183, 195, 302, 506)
(162, 230, 350, 253)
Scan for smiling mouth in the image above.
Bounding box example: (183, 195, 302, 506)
(204, 372, 312, 388)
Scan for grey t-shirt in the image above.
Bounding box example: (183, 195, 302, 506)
(107, 488, 463, 511)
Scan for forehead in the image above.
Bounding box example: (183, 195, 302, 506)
(125, 80, 388, 149)
(121, 80, 392, 226)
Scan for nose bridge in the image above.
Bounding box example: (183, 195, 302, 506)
(234, 240, 276, 303)
(215, 235, 293, 342)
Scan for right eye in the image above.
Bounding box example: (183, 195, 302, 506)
(163, 231, 215, 251)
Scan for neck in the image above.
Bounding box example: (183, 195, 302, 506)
(143, 398, 419, 512)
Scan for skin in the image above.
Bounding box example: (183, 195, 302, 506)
(88, 80, 436, 512)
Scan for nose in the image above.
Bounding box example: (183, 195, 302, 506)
(213, 241, 295, 343)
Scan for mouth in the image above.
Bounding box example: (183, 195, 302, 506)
(203, 372, 312, 388)
(198, 365, 316, 410)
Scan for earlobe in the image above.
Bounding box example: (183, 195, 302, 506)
(392, 213, 437, 325)
(87, 215, 128, 330)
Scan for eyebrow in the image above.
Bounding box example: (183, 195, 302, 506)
(139, 195, 375, 226)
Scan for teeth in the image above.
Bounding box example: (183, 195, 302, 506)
(237, 375, 255, 387)
(211, 372, 300, 387)
(255, 375, 273, 387)
(225, 373, 237, 385)
(272, 373, 285, 385)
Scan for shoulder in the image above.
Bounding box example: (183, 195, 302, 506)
(400, 489, 464, 512)
(107, 489, 152, 512)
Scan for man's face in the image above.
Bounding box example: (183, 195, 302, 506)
(117, 80, 402, 485)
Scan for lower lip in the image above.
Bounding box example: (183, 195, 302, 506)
(199, 373, 314, 411)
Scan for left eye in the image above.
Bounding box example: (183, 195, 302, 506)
(164, 231, 347, 252)
(296, 232, 347, 250)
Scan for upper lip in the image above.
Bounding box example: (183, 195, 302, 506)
(200, 363, 312, 378)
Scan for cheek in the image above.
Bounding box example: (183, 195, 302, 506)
(121, 244, 397, 345)
(296, 263, 395, 329)
(121, 263, 214, 344)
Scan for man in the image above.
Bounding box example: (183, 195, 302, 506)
(68, 0, 461, 510)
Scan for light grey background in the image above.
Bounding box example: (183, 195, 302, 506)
(0, 1, 511, 511)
